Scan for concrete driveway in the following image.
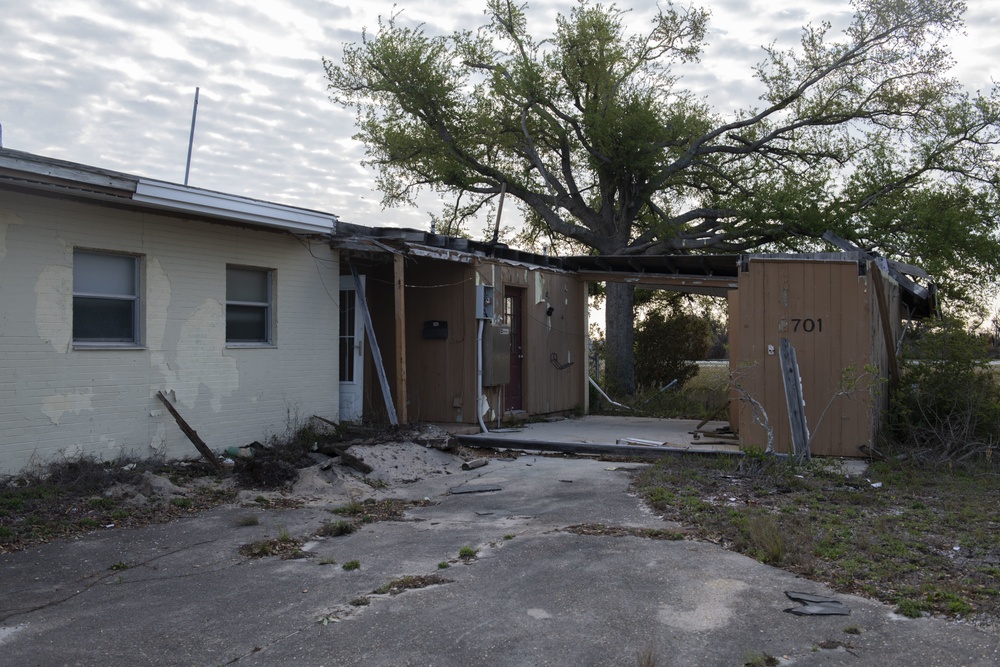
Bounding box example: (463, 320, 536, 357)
(1, 454, 997, 666)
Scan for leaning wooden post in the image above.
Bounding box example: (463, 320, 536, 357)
(393, 252, 408, 424)
(349, 260, 399, 426)
(778, 338, 810, 464)
(155, 391, 224, 473)
(870, 260, 901, 390)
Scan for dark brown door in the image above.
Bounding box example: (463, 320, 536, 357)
(504, 288, 524, 411)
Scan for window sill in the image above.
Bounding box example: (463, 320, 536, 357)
(226, 343, 276, 349)
(73, 343, 146, 351)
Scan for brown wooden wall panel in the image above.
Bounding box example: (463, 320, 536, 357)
(518, 269, 586, 416)
(403, 260, 474, 423)
(735, 258, 898, 457)
(356, 257, 587, 427)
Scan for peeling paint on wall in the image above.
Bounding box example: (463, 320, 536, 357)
(145, 256, 171, 351)
(34, 264, 72, 353)
(60, 443, 83, 460)
(98, 434, 119, 454)
(150, 422, 167, 453)
(0, 212, 24, 260)
(41, 388, 94, 424)
(174, 299, 239, 412)
(145, 258, 239, 413)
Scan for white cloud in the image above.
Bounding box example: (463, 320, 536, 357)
(1, 0, 995, 235)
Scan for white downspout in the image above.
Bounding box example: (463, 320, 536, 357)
(477, 319, 490, 433)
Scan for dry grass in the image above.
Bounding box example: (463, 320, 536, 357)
(634, 453, 1000, 625)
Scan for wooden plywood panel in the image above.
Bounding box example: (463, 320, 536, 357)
(738, 258, 882, 457)
(520, 270, 586, 416)
(735, 259, 773, 450)
(406, 260, 475, 423)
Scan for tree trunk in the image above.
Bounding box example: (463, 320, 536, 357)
(604, 281, 636, 396)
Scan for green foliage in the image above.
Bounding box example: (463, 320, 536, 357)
(327, 0, 1000, 393)
(342, 559, 361, 571)
(633, 310, 710, 390)
(748, 515, 785, 565)
(458, 545, 478, 559)
(889, 319, 1000, 462)
(317, 520, 356, 537)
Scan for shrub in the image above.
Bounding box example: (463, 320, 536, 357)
(889, 319, 1000, 463)
(317, 520, 355, 537)
(633, 311, 710, 390)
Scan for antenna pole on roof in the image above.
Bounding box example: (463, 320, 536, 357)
(183, 87, 200, 186)
(490, 181, 506, 245)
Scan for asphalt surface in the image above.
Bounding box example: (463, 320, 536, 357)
(1, 455, 997, 666)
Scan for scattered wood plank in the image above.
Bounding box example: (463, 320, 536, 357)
(311, 415, 338, 428)
(695, 400, 731, 430)
(691, 429, 739, 439)
(461, 458, 488, 470)
(315, 443, 374, 474)
(155, 391, 224, 474)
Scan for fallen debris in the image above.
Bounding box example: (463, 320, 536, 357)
(156, 391, 224, 474)
(461, 458, 488, 470)
(784, 591, 851, 616)
(315, 444, 373, 474)
(373, 574, 452, 596)
(449, 485, 501, 495)
(565, 523, 687, 540)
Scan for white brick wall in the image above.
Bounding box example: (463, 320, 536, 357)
(0, 190, 340, 473)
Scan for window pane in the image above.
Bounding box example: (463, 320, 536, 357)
(74, 252, 135, 296)
(227, 268, 269, 302)
(226, 305, 268, 342)
(339, 290, 356, 381)
(73, 297, 135, 341)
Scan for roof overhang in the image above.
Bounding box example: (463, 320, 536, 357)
(133, 179, 337, 234)
(0, 148, 339, 235)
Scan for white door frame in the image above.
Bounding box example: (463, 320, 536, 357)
(339, 274, 365, 422)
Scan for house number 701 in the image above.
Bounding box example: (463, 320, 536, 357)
(792, 318, 822, 332)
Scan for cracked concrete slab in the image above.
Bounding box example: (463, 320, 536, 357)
(1, 455, 996, 666)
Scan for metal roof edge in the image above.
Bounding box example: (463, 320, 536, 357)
(0, 148, 138, 192)
(133, 179, 338, 234)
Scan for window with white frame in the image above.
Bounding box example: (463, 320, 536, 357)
(226, 266, 273, 344)
(73, 250, 141, 345)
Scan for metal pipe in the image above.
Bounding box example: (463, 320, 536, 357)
(587, 377, 632, 411)
(184, 87, 200, 185)
(477, 319, 490, 433)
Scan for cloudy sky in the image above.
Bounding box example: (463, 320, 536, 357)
(2, 0, 997, 234)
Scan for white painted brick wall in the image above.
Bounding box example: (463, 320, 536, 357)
(0, 190, 340, 473)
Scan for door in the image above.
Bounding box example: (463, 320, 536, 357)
(339, 275, 365, 422)
(504, 288, 524, 412)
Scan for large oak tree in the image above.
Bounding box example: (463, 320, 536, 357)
(325, 0, 1000, 394)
